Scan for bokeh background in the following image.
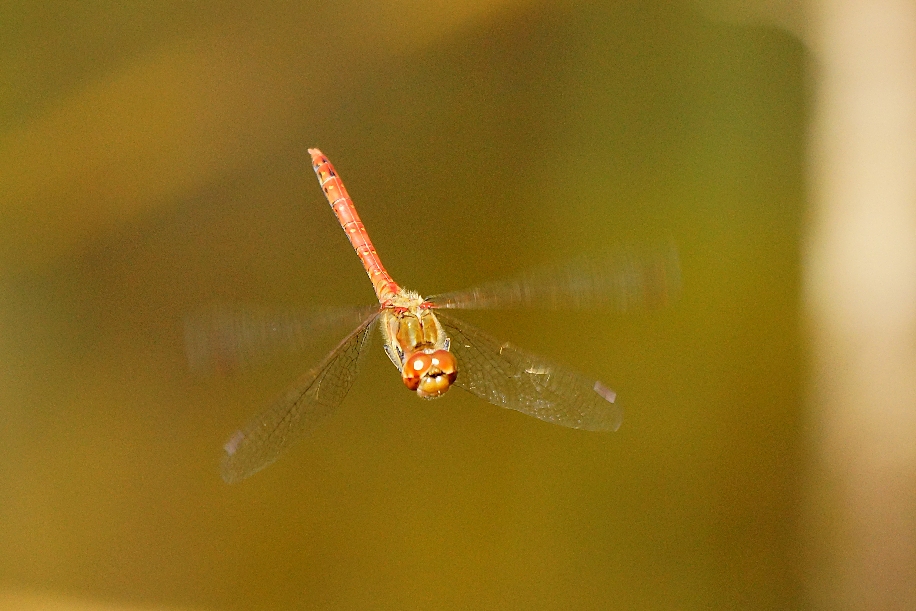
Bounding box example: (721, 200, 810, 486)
(1, 1, 913, 610)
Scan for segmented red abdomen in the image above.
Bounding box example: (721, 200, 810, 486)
(309, 148, 400, 304)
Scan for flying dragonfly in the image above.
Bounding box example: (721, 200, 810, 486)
(217, 149, 678, 483)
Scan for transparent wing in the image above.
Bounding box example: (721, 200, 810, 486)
(184, 304, 377, 373)
(428, 246, 680, 312)
(437, 313, 622, 431)
(220, 312, 378, 483)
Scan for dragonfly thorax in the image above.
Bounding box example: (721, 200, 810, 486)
(380, 290, 457, 398)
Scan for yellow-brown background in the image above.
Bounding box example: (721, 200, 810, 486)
(0, 1, 803, 609)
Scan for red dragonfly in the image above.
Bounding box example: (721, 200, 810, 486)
(218, 149, 677, 483)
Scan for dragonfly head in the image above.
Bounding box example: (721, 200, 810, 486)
(402, 349, 458, 399)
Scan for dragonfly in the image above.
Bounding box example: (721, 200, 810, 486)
(218, 148, 678, 483)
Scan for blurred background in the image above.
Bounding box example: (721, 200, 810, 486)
(0, 1, 913, 610)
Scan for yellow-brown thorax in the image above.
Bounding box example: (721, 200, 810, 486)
(380, 290, 457, 398)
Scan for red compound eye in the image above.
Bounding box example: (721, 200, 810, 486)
(402, 352, 433, 391)
(401, 349, 458, 398)
(429, 350, 457, 377)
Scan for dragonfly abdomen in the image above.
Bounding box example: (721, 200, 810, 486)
(309, 148, 400, 304)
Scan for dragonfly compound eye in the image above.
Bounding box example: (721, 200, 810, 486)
(402, 352, 433, 391)
(401, 349, 458, 398)
(416, 349, 458, 399)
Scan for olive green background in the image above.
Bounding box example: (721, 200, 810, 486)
(0, 1, 804, 609)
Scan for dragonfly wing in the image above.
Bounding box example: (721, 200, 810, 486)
(437, 313, 623, 432)
(221, 313, 378, 483)
(427, 246, 680, 312)
(184, 304, 378, 373)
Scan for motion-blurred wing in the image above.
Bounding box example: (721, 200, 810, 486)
(221, 313, 378, 483)
(437, 313, 622, 431)
(184, 304, 378, 373)
(428, 246, 680, 312)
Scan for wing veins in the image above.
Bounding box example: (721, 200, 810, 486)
(220, 312, 378, 483)
(437, 312, 622, 431)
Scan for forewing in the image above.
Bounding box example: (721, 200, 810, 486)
(437, 313, 622, 431)
(184, 304, 378, 373)
(221, 313, 378, 483)
(428, 246, 680, 312)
